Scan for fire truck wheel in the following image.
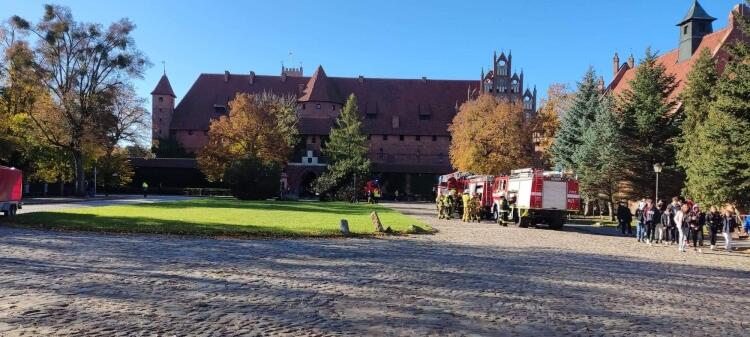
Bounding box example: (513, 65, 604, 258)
(517, 217, 530, 228)
(10, 205, 17, 216)
(548, 217, 564, 230)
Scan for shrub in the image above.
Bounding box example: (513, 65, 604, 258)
(223, 156, 281, 200)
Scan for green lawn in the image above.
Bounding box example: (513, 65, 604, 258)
(6, 198, 431, 238)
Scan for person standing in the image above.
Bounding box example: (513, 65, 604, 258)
(687, 205, 703, 253)
(471, 193, 482, 222)
(659, 206, 671, 245)
(668, 197, 682, 245)
(644, 200, 659, 245)
(722, 209, 737, 252)
(743, 213, 750, 238)
(636, 199, 646, 242)
(616, 201, 633, 236)
(142, 181, 149, 198)
(705, 206, 722, 251)
(462, 192, 471, 222)
(675, 204, 689, 253)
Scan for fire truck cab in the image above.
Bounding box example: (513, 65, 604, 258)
(492, 168, 579, 230)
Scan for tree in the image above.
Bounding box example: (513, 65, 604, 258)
(449, 94, 532, 175)
(551, 67, 601, 172)
(534, 83, 570, 168)
(685, 5, 750, 210)
(676, 48, 718, 199)
(573, 95, 627, 218)
(152, 136, 191, 158)
(96, 85, 148, 194)
(313, 94, 370, 200)
(617, 47, 680, 200)
(11, 5, 149, 195)
(197, 92, 298, 181)
(224, 156, 282, 200)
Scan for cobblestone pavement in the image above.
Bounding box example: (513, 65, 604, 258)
(1, 202, 749, 336)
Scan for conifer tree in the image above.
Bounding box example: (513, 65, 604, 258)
(551, 67, 600, 172)
(574, 96, 627, 216)
(617, 47, 680, 199)
(314, 94, 371, 200)
(676, 48, 718, 199)
(690, 6, 750, 209)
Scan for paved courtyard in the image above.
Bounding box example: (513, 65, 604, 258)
(1, 202, 749, 336)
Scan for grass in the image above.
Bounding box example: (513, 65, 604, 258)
(5, 198, 431, 238)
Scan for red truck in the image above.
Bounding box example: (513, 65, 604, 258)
(439, 168, 580, 229)
(0, 166, 23, 217)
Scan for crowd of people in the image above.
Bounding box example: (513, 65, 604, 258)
(616, 196, 748, 253)
(436, 191, 482, 222)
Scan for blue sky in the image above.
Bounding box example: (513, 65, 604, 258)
(0, 0, 741, 102)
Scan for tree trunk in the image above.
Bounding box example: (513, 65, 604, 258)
(608, 200, 615, 221)
(73, 151, 86, 196)
(584, 198, 590, 216)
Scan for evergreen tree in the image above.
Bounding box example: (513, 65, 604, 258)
(617, 47, 680, 199)
(690, 7, 750, 210)
(574, 96, 627, 216)
(676, 48, 718, 199)
(550, 67, 600, 172)
(314, 94, 371, 200)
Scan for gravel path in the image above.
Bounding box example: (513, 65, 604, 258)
(1, 202, 748, 336)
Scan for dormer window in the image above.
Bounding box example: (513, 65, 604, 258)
(315, 104, 321, 110)
(158, 97, 163, 102)
(331, 105, 335, 111)
(213, 104, 227, 114)
(302, 104, 306, 110)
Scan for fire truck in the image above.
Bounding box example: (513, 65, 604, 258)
(0, 166, 23, 217)
(491, 168, 580, 229)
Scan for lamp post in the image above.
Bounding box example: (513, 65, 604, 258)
(653, 163, 663, 204)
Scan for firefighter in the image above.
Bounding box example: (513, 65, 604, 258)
(443, 194, 454, 219)
(461, 192, 471, 222)
(498, 195, 510, 226)
(437, 195, 445, 219)
(471, 193, 482, 222)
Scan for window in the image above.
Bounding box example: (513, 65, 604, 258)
(415, 136, 421, 141)
(684, 26, 688, 35)
(315, 104, 321, 110)
(311, 136, 316, 143)
(188, 130, 193, 135)
(302, 104, 306, 110)
(399, 135, 404, 141)
(419, 114, 430, 121)
(383, 135, 388, 141)
(158, 97, 163, 102)
(213, 105, 227, 114)
(432, 136, 437, 142)
(331, 105, 335, 111)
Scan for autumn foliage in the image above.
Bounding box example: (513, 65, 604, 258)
(197, 92, 298, 182)
(448, 94, 532, 175)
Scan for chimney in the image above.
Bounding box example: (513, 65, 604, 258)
(358, 75, 364, 84)
(627, 54, 635, 68)
(613, 52, 620, 77)
(249, 71, 255, 85)
(224, 71, 230, 83)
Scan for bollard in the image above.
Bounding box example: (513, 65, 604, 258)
(370, 211, 384, 232)
(340, 219, 350, 236)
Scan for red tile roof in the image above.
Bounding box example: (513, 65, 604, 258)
(299, 66, 342, 103)
(171, 69, 479, 136)
(608, 5, 749, 108)
(151, 74, 176, 97)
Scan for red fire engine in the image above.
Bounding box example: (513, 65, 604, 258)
(492, 168, 580, 229)
(0, 166, 23, 217)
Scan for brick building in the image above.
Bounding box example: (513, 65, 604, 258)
(608, 1, 749, 103)
(151, 53, 537, 197)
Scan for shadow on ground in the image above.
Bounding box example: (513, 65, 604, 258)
(0, 227, 748, 336)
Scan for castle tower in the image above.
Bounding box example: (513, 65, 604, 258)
(151, 73, 176, 146)
(677, 0, 716, 62)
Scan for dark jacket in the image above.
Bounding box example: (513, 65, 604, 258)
(616, 205, 632, 223)
(661, 212, 671, 227)
(706, 212, 722, 230)
(687, 211, 704, 230)
(643, 207, 660, 225)
(723, 215, 737, 233)
(635, 208, 645, 223)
